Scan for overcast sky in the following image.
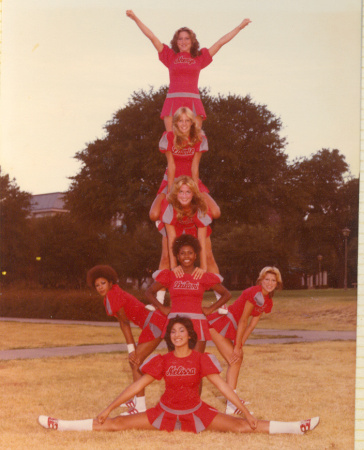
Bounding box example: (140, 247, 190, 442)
(1, 0, 361, 194)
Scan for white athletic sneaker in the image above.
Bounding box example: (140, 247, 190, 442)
(120, 407, 141, 416)
(38, 416, 58, 430)
(225, 400, 250, 415)
(119, 396, 136, 409)
(300, 417, 320, 434)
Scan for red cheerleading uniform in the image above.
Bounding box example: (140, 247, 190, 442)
(104, 284, 166, 344)
(157, 198, 212, 238)
(158, 45, 213, 119)
(153, 269, 222, 341)
(157, 131, 209, 195)
(207, 285, 273, 342)
(141, 350, 221, 433)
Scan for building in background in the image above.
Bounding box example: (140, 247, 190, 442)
(29, 193, 69, 218)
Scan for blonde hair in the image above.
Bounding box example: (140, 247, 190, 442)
(256, 266, 283, 291)
(172, 107, 202, 149)
(169, 176, 207, 220)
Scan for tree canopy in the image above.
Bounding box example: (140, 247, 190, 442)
(63, 86, 358, 288)
(1, 87, 357, 289)
(0, 169, 33, 283)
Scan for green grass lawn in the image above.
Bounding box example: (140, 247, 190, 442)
(204, 288, 357, 331)
(0, 288, 357, 350)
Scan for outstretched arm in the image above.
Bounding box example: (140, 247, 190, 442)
(126, 10, 164, 52)
(96, 374, 155, 424)
(206, 373, 257, 429)
(208, 19, 251, 57)
(230, 303, 261, 364)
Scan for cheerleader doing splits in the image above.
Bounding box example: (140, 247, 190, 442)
(38, 317, 319, 435)
(208, 266, 283, 415)
(87, 265, 167, 414)
(145, 235, 231, 354)
(126, 10, 251, 131)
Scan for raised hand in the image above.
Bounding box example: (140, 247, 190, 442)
(239, 18, 252, 30)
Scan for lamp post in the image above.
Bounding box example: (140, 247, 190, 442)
(342, 227, 350, 290)
(317, 254, 322, 288)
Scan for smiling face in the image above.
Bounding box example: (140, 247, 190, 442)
(261, 273, 278, 296)
(94, 277, 113, 297)
(170, 322, 189, 348)
(176, 113, 192, 136)
(177, 245, 197, 269)
(177, 184, 193, 208)
(177, 30, 192, 53)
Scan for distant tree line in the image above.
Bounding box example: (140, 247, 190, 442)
(0, 87, 358, 289)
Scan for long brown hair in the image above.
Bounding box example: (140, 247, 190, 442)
(170, 27, 201, 58)
(172, 107, 202, 149)
(169, 176, 208, 220)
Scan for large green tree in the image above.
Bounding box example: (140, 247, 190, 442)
(66, 87, 167, 229)
(0, 169, 33, 283)
(31, 214, 104, 288)
(289, 149, 358, 286)
(66, 87, 287, 228)
(64, 88, 358, 288)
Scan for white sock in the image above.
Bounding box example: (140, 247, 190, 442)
(156, 290, 166, 305)
(59, 419, 93, 431)
(135, 396, 146, 412)
(39, 416, 93, 431)
(269, 417, 320, 435)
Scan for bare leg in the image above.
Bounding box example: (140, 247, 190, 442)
(206, 237, 219, 274)
(194, 340, 206, 396)
(93, 412, 155, 431)
(149, 193, 166, 221)
(194, 340, 206, 353)
(164, 116, 173, 132)
(158, 236, 170, 270)
(129, 339, 163, 399)
(145, 236, 168, 312)
(209, 330, 242, 389)
(195, 115, 203, 129)
(207, 413, 269, 433)
(202, 192, 221, 219)
(39, 414, 319, 434)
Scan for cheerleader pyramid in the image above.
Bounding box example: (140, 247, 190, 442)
(38, 10, 319, 436)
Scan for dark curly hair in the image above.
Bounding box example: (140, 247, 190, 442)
(165, 316, 198, 351)
(170, 27, 201, 58)
(172, 234, 201, 258)
(86, 265, 118, 288)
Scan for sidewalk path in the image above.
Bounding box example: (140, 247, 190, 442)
(0, 317, 356, 361)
